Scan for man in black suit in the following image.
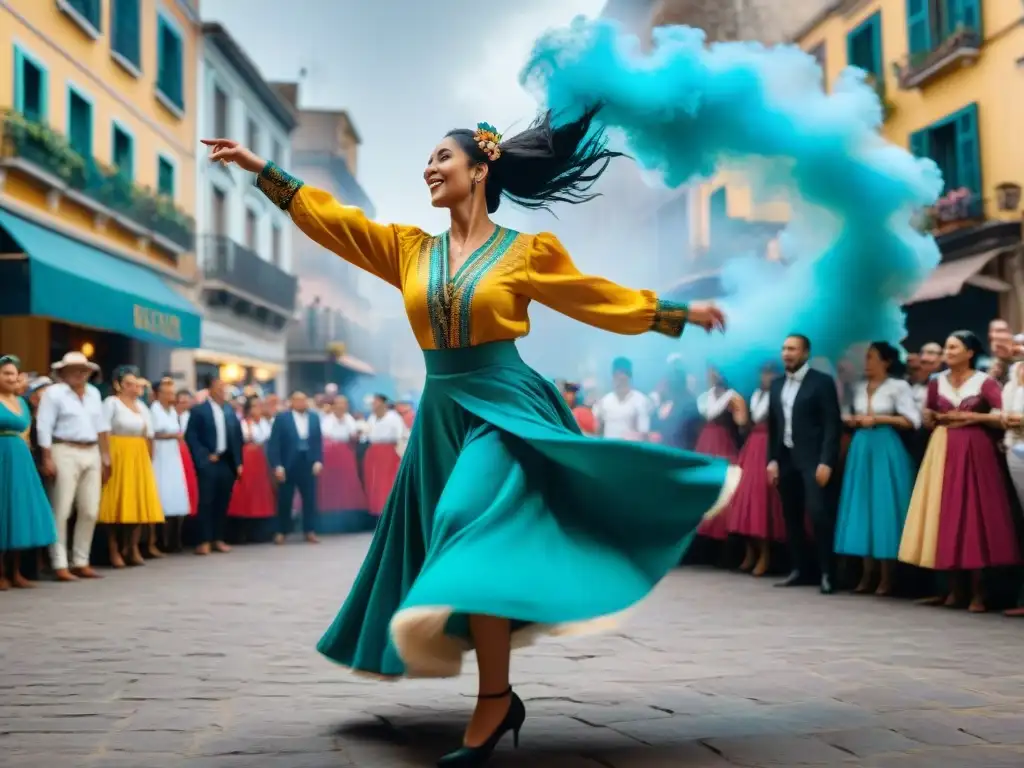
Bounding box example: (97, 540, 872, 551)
(184, 378, 243, 555)
(767, 334, 842, 594)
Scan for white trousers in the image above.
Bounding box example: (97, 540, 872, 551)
(48, 443, 102, 570)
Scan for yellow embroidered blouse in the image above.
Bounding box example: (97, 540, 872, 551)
(255, 163, 688, 350)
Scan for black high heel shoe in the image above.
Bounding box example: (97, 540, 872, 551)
(436, 687, 526, 767)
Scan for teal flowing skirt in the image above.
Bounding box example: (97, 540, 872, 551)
(317, 341, 739, 678)
(0, 433, 56, 551)
(834, 426, 914, 560)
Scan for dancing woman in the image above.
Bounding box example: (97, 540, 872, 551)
(203, 108, 737, 767)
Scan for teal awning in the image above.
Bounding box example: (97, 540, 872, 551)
(0, 210, 201, 348)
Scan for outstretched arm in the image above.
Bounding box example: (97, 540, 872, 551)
(202, 139, 409, 288)
(520, 232, 723, 336)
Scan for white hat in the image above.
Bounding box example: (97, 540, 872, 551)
(51, 351, 99, 372)
(28, 376, 54, 394)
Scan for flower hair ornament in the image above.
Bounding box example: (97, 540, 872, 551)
(474, 122, 502, 162)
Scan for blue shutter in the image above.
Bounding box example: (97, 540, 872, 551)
(112, 0, 142, 68)
(954, 102, 981, 196)
(870, 14, 883, 78)
(955, 0, 982, 34)
(67, 90, 92, 158)
(909, 129, 930, 160)
(906, 0, 932, 55)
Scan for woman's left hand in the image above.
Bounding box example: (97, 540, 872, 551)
(687, 302, 726, 333)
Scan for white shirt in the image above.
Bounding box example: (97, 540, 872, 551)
(103, 396, 153, 437)
(781, 363, 809, 449)
(1003, 373, 1024, 448)
(697, 387, 737, 421)
(848, 378, 921, 429)
(150, 401, 182, 437)
(595, 389, 651, 439)
(179, 410, 190, 433)
(323, 412, 357, 442)
(210, 401, 227, 454)
(291, 410, 310, 440)
(367, 410, 405, 443)
(35, 382, 110, 448)
(750, 389, 770, 424)
(242, 418, 271, 445)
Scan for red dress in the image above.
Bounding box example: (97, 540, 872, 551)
(364, 443, 401, 516)
(179, 439, 199, 517)
(227, 420, 275, 519)
(694, 389, 740, 540)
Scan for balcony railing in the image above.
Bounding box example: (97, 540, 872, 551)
(202, 235, 298, 316)
(0, 110, 195, 251)
(895, 26, 981, 90)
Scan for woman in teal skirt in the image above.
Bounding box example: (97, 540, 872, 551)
(0, 355, 57, 589)
(203, 108, 738, 766)
(834, 342, 918, 596)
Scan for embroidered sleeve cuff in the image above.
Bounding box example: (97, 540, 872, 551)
(651, 299, 687, 338)
(254, 161, 304, 210)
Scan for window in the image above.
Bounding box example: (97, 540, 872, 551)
(247, 117, 260, 154)
(846, 12, 883, 81)
(158, 156, 175, 198)
(58, 0, 101, 35)
(270, 138, 282, 166)
(909, 102, 980, 196)
(67, 87, 93, 158)
(110, 0, 142, 72)
(271, 224, 282, 267)
(906, 0, 982, 57)
(245, 208, 258, 250)
(213, 85, 230, 137)
(211, 186, 227, 236)
(156, 12, 184, 112)
(112, 123, 134, 180)
(13, 47, 48, 122)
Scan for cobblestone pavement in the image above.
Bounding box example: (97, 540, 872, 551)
(2, 535, 1023, 767)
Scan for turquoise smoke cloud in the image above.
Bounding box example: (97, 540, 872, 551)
(521, 18, 943, 376)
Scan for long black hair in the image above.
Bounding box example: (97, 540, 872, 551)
(949, 330, 985, 370)
(869, 341, 905, 378)
(446, 105, 622, 214)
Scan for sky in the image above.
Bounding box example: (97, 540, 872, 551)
(202, 0, 606, 231)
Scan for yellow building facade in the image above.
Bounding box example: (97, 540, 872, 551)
(0, 0, 202, 376)
(671, 0, 1024, 336)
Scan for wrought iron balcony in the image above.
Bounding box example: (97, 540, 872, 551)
(895, 27, 981, 90)
(202, 235, 297, 316)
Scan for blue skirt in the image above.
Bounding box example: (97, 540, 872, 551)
(834, 425, 914, 559)
(0, 433, 56, 551)
(316, 341, 739, 678)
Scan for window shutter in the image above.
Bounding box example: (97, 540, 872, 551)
(954, 102, 981, 196)
(905, 0, 932, 56)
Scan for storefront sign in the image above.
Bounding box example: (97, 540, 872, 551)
(133, 305, 183, 343)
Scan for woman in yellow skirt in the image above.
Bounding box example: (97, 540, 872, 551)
(99, 366, 164, 567)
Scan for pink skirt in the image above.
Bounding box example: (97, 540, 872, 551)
(695, 422, 738, 540)
(728, 424, 786, 541)
(364, 443, 401, 517)
(319, 441, 368, 513)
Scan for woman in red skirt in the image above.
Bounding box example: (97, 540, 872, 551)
(695, 368, 747, 541)
(363, 394, 405, 517)
(320, 396, 370, 530)
(176, 390, 199, 523)
(227, 396, 275, 536)
(728, 363, 786, 575)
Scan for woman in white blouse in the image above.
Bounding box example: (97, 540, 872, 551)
(319, 396, 369, 525)
(150, 377, 190, 553)
(728, 362, 786, 575)
(97, 366, 164, 567)
(834, 342, 919, 596)
(227, 396, 275, 530)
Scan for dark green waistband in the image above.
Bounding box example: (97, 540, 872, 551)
(422, 341, 523, 375)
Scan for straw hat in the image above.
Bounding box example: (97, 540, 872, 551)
(51, 351, 99, 372)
